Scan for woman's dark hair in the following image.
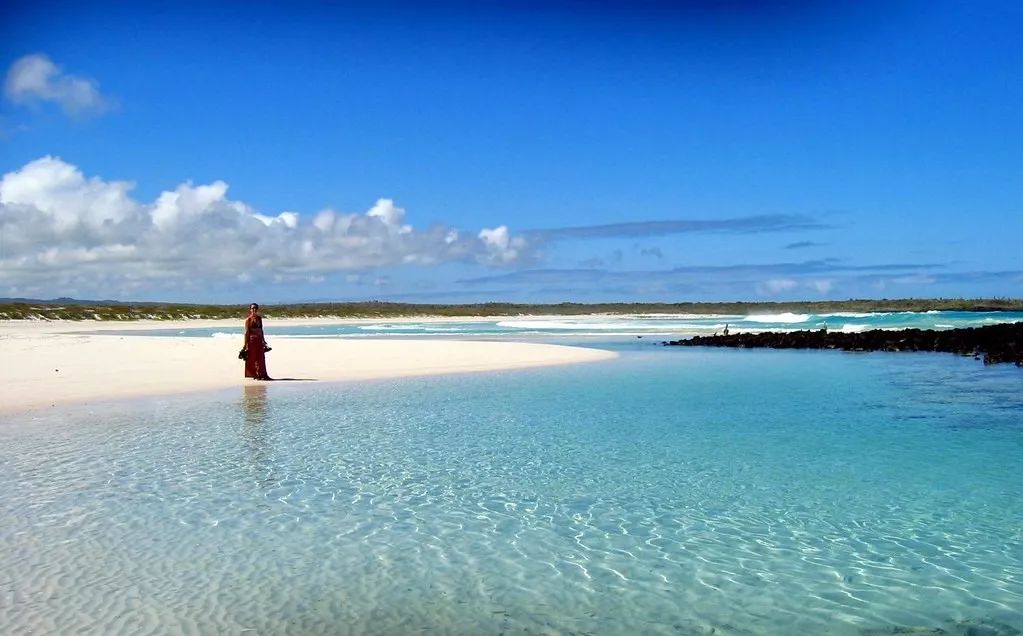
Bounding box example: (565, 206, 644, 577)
(250, 303, 259, 310)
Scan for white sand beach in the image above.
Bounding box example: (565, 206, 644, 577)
(0, 319, 617, 415)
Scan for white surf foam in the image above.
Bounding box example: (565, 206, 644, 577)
(743, 313, 810, 324)
(838, 324, 867, 333)
(622, 313, 743, 320)
(820, 312, 887, 319)
(497, 320, 629, 330)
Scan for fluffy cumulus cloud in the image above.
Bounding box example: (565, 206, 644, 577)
(4, 54, 111, 117)
(0, 157, 530, 293)
(478, 225, 527, 264)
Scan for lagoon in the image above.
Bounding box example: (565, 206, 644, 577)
(2, 340, 1021, 634)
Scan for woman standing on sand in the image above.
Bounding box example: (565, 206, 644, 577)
(243, 303, 272, 380)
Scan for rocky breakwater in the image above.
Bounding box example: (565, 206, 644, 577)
(663, 322, 1023, 366)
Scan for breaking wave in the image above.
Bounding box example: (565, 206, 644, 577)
(743, 313, 810, 324)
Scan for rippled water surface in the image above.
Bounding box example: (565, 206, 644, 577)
(2, 349, 1022, 635)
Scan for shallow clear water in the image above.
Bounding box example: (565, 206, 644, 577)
(2, 349, 1022, 635)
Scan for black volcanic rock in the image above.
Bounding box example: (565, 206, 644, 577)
(663, 323, 1023, 366)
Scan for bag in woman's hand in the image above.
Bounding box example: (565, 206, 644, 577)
(238, 348, 247, 360)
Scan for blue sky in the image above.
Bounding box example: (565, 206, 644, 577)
(1, 1, 1021, 303)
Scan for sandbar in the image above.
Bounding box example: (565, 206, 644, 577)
(0, 318, 617, 415)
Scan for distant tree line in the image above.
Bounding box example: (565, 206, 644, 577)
(1, 298, 1021, 321)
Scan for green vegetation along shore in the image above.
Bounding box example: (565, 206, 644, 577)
(1, 298, 1022, 321)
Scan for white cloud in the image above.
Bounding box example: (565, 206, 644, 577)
(366, 198, 411, 233)
(0, 157, 530, 294)
(810, 279, 833, 293)
(891, 274, 936, 285)
(478, 225, 526, 264)
(1, 156, 139, 232)
(151, 180, 239, 230)
(759, 278, 833, 296)
(4, 54, 111, 117)
(757, 278, 798, 295)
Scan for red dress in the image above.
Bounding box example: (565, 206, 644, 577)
(244, 316, 271, 380)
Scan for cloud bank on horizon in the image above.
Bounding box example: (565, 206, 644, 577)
(2, 1, 1021, 303)
(0, 155, 853, 299)
(5, 153, 1018, 303)
(0, 156, 524, 296)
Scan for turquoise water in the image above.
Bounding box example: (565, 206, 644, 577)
(98, 310, 1023, 341)
(2, 347, 1021, 634)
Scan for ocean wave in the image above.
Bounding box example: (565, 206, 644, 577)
(624, 313, 743, 320)
(497, 320, 630, 330)
(743, 313, 810, 324)
(820, 312, 887, 319)
(358, 325, 473, 334)
(210, 331, 239, 338)
(497, 319, 711, 331)
(837, 324, 868, 333)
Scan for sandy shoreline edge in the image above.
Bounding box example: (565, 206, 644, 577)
(0, 318, 617, 416)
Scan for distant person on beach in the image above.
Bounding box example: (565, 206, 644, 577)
(243, 303, 272, 380)
(722, 324, 730, 336)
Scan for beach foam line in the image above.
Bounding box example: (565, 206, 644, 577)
(838, 324, 868, 333)
(497, 319, 627, 330)
(495, 319, 725, 331)
(743, 313, 810, 324)
(820, 311, 888, 319)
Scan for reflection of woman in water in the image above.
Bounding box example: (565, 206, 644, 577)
(240, 384, 275, 487)
(242, 383, 269, 426)
(243, 303, 272, 380)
